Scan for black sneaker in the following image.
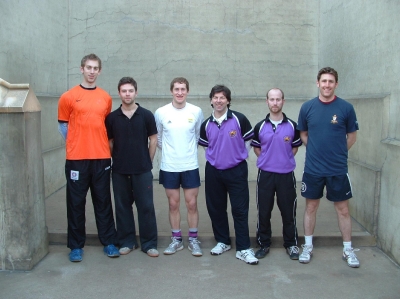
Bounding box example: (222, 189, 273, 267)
(255, 246, 270, 259)
(286, 246, 300, 260)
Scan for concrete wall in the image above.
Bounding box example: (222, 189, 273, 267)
(67, 0, 319, 97)
(319, 0, 400, 264)
(0, 1, 68, 197)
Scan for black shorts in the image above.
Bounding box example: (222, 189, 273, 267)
(301, 172, 353, 202)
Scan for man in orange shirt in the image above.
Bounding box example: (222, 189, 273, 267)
(58, 53, 119, 262)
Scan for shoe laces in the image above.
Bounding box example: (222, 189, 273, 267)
(216, 242, 227, 249)
(289, 246, 299, 254)
(344, 248, 359, 260)
(301, 244, 313, 254)
(190, 239, 201, 249)
(170, 237, 182, 246)
(242, 248, 256, 258)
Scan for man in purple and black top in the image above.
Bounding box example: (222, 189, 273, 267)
(198, 85, 258, 265)
(251, 88, 302, 260)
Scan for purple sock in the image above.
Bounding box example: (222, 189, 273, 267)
(188, 229, 198, 239)
(172, 230, 182, 240)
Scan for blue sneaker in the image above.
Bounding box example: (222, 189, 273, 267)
(103, 244, 120, 258)
(69, 248, 83, 262)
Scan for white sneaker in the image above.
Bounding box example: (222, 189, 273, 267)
(343, 248, 360, 268)
(147, 248, 159, 257)
(210, 242, 231, 255)
(299, 244, 313, 264)
(236, 249, 259, 265)
(163, 237, 184, 255)
(119, 246, 137, 255)
(188, 239, 203, 257)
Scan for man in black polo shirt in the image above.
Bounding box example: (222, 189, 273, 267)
(105, 77, 159, 257)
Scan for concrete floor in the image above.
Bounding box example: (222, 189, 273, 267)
(2, 182, 399, 299)
(1, 245, 399, 299)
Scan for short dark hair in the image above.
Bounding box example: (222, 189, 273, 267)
(81, 53, 102, 70)
(266, 88, 284, 100)
(118, 77, 138, 92)
(170, 77, 189, 92)
(209, 85, 231, 108)
(317, 67, 338, 82)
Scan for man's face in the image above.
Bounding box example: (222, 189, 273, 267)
(171, 82, 188, 106)
(118, 83, 137, 105)
(80, 60, 101, 85)
(267, 89, 284, 114)
(317, 73, 338, 99)
(211, 91, 230, 115)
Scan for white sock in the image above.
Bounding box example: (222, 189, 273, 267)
(343, 241, 352, 251)
(304, 235, 313, 246)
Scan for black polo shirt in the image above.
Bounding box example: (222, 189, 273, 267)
(105, 104, 157, 174)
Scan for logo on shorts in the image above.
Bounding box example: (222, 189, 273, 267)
(70, 170, 79, 181)
(331, 114, 338, 124)
(229, 130, 237, 138)
(283, 136, 291, 143)
(301, 182, 306, 193)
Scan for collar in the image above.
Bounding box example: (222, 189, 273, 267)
(116, 103, 141, 116)
(79, 84, 96, 90)
(211, 109, 233, 122)
(265, 112, 288, 123)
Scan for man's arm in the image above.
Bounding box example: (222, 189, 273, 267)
(300, 131, 308, 146)
(148, 134, 157, 162)
(154, 111, 163, 149)
(58, 121, 68, 141)
(292, 147, 299, 156)
(253, 147, 261, 157)
(108, 139, 114, 155)
(347, 131, 357, 150)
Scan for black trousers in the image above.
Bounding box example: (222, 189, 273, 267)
(256, 170, 298, 248)
(205, 160, 251, 251)
(65, 159, 116, 249)
(112, 171, 158, 252)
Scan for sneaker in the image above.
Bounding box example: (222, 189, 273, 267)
(210, 242, 231, 255)
(236, 249, 259, 265)
(119, 244, 138, 255)
(163, 237, 184, 255)
(299, 244, 313, 264)
(286, 246, 300, 260)
(119, 247, 131, 255)
(147, 248, 159, 257)
(69, 248, 83, 262)
(188, 239, 203, 257)
(255, 246, 270, 259)
(103, 244, 120, 258)
(343, 248, 360, 268)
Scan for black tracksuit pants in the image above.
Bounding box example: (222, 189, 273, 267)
(256, 169, 298, 249)
(65, 159, 117, 249)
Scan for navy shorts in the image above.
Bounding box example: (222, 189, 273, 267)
(159, 169, 201, 189)
(301, 172, 353, 202)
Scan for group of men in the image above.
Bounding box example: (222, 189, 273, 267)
(58, 53, 360, 268)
